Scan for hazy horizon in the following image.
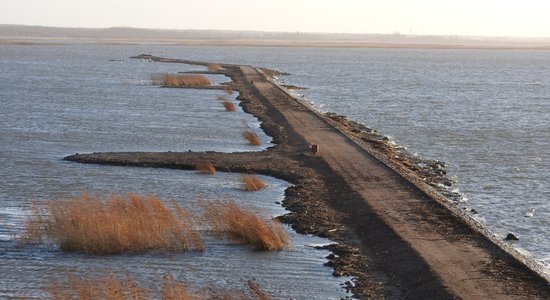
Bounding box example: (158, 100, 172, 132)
(2, 0, 550, 38)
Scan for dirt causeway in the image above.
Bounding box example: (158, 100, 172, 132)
(65, 54, 550, 299)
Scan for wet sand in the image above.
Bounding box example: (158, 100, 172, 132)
(65, 54, 550, 299)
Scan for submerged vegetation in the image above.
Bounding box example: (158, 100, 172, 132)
(23, 192, 204, 254)
(202, 201, 291, 251)
(47, 273, 151, 300)
(47, 273, 270, 300)
(151, 73, 212, 87)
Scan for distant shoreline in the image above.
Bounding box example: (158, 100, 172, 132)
(2, 24, 550, 50)
(2, 37, 550, 50)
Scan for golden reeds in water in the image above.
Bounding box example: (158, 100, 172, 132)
(241, 175, 267, 191)
(217, 95, 237, 112)
(151, 74, 212, 87)
(243, 131, 261, 146)
(47, 273, 150, 300)
(223, 100, 237, 112)
(23, 192, 204, 254)
(202, 201, 291, 251)
(207, 63, 223, 72)
(195, 160, 216, 174)
(47, 273, 269, 300)
(162, 274, 192, 300)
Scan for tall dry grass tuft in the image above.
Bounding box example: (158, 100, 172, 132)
(223, 100, 237, 112)
(207, 63, 223, 72)
(23, 192, 204, 254)
(47, 273, 269, 300)
(162, 274, 192, 300)
(151, 74, 212, 87)
(47, 273, 150, 300)
(243, 131, 261, 146)
(201, 201, 291, 251)
(241, 175, 267, 192)
(195, 160, 216, 174)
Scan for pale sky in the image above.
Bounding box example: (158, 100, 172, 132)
(2, 0, 550, 37)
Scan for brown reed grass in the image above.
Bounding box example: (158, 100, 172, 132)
(201, 201, 291, 251)
(47, 273, 269, 300)
(23, 192, 204, 254)
(243, 131, 261, 146)
(207, 63, 223, 72)
(162, 274, 192, 300)
(151, 74, 212, 87)
(195, 160, 216, 174)
(241, 175, 267, 191)
(223, 100, 237, 112)
(47, 273, 150, 300)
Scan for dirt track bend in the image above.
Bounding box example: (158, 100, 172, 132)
(239, 65, 547, 299)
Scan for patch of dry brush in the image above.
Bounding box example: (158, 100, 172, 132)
(241, 175, 267, 191)
(152, 74, 212, 87)
(195, 160, 216, 174)
(47, 273, 150, 300)
(217, 95, 237, 112)
(243, 131, 261, 146)
(207, 63, 223, 72)
(202, 201, 291, 251)
(223, 100, 237, 112)
(47, 273, 269, 300)
(23, 192, 204, 254)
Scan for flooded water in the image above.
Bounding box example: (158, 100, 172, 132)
(0, 46, 351, 299)
(1, 44, 549, 296)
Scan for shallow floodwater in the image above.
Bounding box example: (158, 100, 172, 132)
(0, 46, 351, 299)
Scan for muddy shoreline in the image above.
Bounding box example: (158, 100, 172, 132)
(65, 54, 550, 299)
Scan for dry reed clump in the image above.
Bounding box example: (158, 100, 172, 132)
(241, 175, 267, 192)
(223, 100, 237, 112)
(162, 274, 192, 300)
(47, 273, 269, 300)
(151, 74, 213, 87)
(195, 160, 216, 174)
(47, 273, 150, 300)
(23, 192, 204, 254)
(242, 131, 261, 146)
(201, 201, 291, 251)
(207, 63, 223, 72)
